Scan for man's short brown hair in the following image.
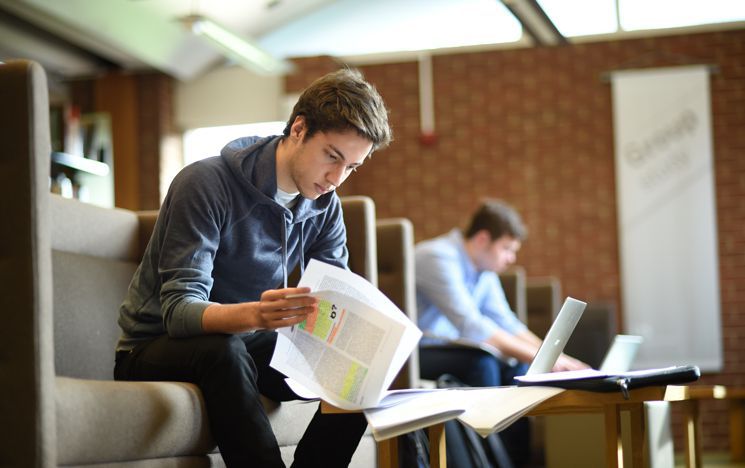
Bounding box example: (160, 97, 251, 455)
(465, 199, 527, 241)
(283, 68, 392, 154)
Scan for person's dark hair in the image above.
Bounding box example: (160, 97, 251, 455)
(283, 68, 392, 154)
(464, 199, 527, 241)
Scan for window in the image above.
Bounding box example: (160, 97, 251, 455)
(538, 0, 618, 37)
(619, 0, 745, 31)
(258, 0, 521, 58)
(539, 0, 745, 37)
(182, 121, 286, 166)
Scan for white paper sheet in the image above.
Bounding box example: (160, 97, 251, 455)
(457, 386, 565, 437)
(271, 259, 422, 410)
(364, 389, 466, 441)
(362, 385, 565, 440)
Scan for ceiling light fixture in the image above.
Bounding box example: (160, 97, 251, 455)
(181, 14, 294, 75)
(502, 0, 567, 46)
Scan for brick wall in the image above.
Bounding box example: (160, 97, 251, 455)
(287, 29, 745, 452)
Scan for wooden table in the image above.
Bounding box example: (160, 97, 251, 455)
(680, 385, 745, 465)
(728, 387, 745, 462)
(525, 385, 694, 468)
(323, 385, 699, 468)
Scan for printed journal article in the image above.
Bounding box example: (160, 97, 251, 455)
(270, 259, 422, 410)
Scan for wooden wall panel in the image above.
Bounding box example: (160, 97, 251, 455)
(94, 73, 139, 210)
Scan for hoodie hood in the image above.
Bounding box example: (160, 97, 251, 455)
(220, 135, 336, 224)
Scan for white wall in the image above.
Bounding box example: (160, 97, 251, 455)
(174, 64, 284, 130)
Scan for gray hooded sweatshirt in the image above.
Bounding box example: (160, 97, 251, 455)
(117, 136, 348, 351)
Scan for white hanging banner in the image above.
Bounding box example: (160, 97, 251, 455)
(611, 65, 722, 372)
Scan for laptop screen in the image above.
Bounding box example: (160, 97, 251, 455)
(525, 297, 587, 375)
(599, 334, 643, 372)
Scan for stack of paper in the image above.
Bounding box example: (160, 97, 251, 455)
(364, 386, 564, 441)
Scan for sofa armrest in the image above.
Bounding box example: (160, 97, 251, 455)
(0, 59, 57, 467)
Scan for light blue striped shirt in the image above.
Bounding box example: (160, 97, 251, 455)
(415, 229, 527, 343)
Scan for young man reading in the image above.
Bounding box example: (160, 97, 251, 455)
(115, 69, 392, 468)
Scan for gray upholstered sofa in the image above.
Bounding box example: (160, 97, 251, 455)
(0, 59, 377, 467)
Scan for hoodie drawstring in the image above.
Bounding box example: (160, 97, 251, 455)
(281, 215, 288, 288)
(280, 213, 306, 288)
(299, 223, 305, 277)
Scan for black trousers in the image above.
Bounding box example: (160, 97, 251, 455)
(114, 331, 368, 468)
(419, 346, 529, 387)
(419, 347, 532, 467)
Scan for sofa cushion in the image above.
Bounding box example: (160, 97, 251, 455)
(53, 250, 137, 380)
(51, 194, 141, 262)
(56, 378, 355, 466)
(262, 398, 320, 447)
(56, 377, 215, 465)
(62, 457, 218, 467)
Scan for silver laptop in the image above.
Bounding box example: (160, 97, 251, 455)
(599, 334, 643, 373)
(525, 297, 587, 375)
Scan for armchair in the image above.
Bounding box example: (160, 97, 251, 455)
(0, 59, 376, 467)
(375, 218, 419, 390)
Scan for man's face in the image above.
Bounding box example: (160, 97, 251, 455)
(286, 119, 373, 200)
(476, 235, 521, 273)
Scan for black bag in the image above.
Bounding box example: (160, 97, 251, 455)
(397, 372, 534, 468)
(436, 374, 516, 468)
(398, 429, 429, 468)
